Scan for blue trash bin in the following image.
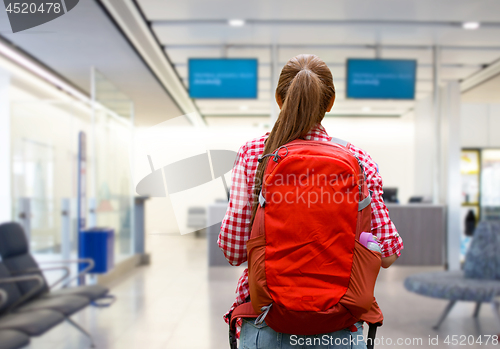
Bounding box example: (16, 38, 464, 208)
(79, 228, 114, 274)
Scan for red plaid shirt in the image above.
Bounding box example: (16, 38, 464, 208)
(218, 123, 404, 334)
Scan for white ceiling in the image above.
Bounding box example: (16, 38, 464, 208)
(137, 0, 500, 22)
(136, 0, 500, 118)
(0, 0, 183, 126)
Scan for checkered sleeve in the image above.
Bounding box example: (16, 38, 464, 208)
(218, 144, 252, 266)
(349, 144, 404, 258)
(222, 269, 250, 331)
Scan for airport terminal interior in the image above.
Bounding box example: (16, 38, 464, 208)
(1, 0, 500, 348)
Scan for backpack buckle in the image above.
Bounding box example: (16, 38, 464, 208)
(259, 191, 266, 208)
(254, 303, 273, 325)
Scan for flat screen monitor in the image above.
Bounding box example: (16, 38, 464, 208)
(382, 187, 399, 203)
(188, 58, 258, 98)
(346, 59, 417, 99)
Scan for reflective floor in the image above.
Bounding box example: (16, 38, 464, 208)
(26, 233, 500, 349)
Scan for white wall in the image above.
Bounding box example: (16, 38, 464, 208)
(441, 82, 462, 271)
(137, 115, 416, 235)
(8, 85, 92, 248)
(415, 100, 500, 204)
(322, 115, 415, 204)
(461, 103, 500, 148)
(135, 122, 267, 235)
(0, 70, 10, 223)
(4, 55, 134, 253)
(413, 95, 434, 198)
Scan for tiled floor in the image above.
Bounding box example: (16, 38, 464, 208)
(26, 233, 500, 349)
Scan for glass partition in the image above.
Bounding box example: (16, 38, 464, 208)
(9, 68, 135, 271)
(481, 149, 500, 221)
(93, 109, 134, 262)
(92, 69, 135, 263)
(11, 100, 91, 256)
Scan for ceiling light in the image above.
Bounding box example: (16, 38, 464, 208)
(239, 105, 249, 111)
(462, 21, 480, 30)
(362, 106, 371, 112)
(228, 19, 245, 27)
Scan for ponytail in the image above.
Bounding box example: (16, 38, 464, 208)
(250, 54, 335, 227)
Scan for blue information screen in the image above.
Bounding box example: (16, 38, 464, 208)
(346, 59, 417, 99)
(188, 58, 258, 98)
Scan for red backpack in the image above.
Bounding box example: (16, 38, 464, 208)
(230, 137, 383, 340)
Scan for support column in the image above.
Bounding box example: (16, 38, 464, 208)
(61, 198, 71, 260)
(18, 198, 31, 241)
(375, 43, 382, 59)
(440, 82, 462, 271)
(0, 70, 10, 223)
(414, 95, 434, 198)
(432, 45, 442, 204)
(129, 101, 135, 256)
(89, 67, 97, 228)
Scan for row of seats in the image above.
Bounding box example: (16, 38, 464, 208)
(405, 221, 500, 329)
(0, 222, 114, 349)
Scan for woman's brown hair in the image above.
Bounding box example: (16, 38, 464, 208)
(250, 54, 335, 226)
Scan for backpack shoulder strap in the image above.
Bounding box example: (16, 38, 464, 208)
(330, 137, 350, 148)
(229, 302, 258, 332)
(228, 302, 258, 349)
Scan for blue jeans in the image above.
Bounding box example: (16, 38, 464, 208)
(240, 319, 367, 349)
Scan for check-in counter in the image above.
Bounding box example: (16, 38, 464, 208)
(207, 202, 230, 266)
(386, 204, 446, 266)
(208, 202, 446, 267)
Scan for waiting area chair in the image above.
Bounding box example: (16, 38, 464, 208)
(0, 222, 110, 303)
(494, 296, 500, 336)
(0, 268, 64, 349)
(0, 330, 30, 349)
(0, 289, 30, 349)
(405, 221, 500, 329)
(0, 222, 115, 347)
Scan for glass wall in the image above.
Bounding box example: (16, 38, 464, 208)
(8, 68, 135, 272)
(94, 109, 134, 262)
(11, 100, 91, 257)
(481, 149, 500, 220)
(93, 69, 135, 263)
